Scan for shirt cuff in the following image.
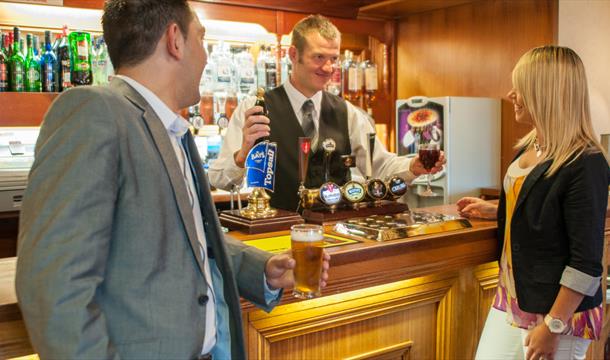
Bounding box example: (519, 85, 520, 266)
(560, 266, 601, 296)
(262, 273, 282, 305)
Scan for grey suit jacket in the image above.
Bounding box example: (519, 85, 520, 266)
(16, 78, 274, 359)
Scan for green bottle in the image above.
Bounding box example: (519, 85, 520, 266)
(25, 34, 41, 92)
(9, 27, 25, 92)
(68, 31, 92, 86)
(0, 33, 9, 92)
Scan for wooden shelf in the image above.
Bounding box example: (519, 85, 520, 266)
(0, 92, 59, 127)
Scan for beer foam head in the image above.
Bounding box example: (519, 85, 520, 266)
(291, 225, 323, 242)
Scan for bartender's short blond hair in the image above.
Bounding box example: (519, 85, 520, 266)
(291, 14, 341, 54)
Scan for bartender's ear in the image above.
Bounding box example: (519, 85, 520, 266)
(166, 23, 185, 60)
(288, 45, 298, 64)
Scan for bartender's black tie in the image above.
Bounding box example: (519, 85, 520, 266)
(301, 99, 316, 145)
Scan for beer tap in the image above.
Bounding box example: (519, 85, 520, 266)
(318, 139, 342, 212)
(365, 133, 387, 206)
(297, 137, 312, 211)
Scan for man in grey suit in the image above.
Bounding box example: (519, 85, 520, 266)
(15, 1, 330, 359)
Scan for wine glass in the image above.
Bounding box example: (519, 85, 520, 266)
(417, 142, 440, 196)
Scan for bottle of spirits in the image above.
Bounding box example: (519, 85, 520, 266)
(341, 50, 353, 101)
(264, 46, 277, 91)
(7, 31, 14, 59)
(256, 45, 267, 91)
(347, 53, 363, 105)
(280, 47, 292, 85)
(214, 42, 233, 93)
(362, 57, 378, 115)
(56, 26, 72, 91)
(32, 34, 40, 57)
(25, 34, 42, 92)
(95, 36, 113, 85)
(69, 31, 93, 86)
(41, 31, 58, 92)
(236, 46, 256, 96)
(9, 27, 25, 92)
(0, 33, 8, 92)
(326, 57, 341, 96)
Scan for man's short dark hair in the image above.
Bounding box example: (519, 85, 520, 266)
(102, 0, 193, 69)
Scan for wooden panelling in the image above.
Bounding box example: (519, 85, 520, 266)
(396, 0, 557, 177)
(193, 0, 383, 19)
(359, 0, 478, 19)
(245, 271, 459, 359)
(0, 93, 57, 127)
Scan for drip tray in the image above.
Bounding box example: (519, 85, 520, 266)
(332, 211, 472, 241)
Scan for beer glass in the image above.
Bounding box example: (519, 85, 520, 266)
(291, 224, 324, 299)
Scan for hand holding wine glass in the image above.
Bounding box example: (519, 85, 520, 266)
(416, 142, 441, 196)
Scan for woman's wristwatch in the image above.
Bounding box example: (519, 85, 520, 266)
(544, 314, 568, 334)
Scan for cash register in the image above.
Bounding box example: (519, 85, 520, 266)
(0, 127, 39, 213)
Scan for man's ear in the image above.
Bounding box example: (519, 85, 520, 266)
(288, 45, 298, 64)
(166, 23, 184, 60)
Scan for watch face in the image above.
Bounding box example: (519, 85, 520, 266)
(545, 315, 567, 334)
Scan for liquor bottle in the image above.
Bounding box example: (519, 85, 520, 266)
(347, 54, 363, 106)
(362, 57, 378, 115)
(69, 31, 93, 86)
(19, 38, 25, 56)
(256, 45, 267, 91)
(32, 34, 40, 57)
(264, 46, 277, 91)
(41, 31, 58, 92)
(56, 26, 72, 91)
(0, 33, 8, 92)
(7, 31, 14, 58)
(214, 41, 233, 92)
(9, 27, 25, 92)
(280, 48, 292, 85)
(24, 34, 42, 92)
(326, 57, 341, 96)
(94, 36, 113, 85)
(341, 50, 353, 101)
(236, 46, 256, 96)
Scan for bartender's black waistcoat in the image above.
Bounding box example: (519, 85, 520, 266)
(265, 86, 351, 211)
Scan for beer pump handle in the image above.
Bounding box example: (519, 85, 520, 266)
(322, 139, 336, 184)
(366, 133, 375, 180)
(298, 137, 311, 189)
(254, 88, 269, 145)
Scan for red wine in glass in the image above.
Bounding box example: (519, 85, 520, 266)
(417, 143, 440, 196)
(418, 148, 440, 171)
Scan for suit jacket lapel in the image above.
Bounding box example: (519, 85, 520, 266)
(110, 78, 206, 276)
(514, 159, 551, 213)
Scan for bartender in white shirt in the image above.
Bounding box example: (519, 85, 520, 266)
(209, 14, 444, 211)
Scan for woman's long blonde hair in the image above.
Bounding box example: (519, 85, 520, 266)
(512, 45, 609, 176)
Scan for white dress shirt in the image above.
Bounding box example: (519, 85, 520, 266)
(209, 78, 417, 190)
(116, 75, 217, 355)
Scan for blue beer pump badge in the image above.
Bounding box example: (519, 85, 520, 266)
(245, 141, 277, 191)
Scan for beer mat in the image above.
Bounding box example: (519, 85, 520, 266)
(243, 234, 359, 254)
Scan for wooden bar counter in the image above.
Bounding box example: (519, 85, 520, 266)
(236, 204, 500, 360)
(2, 203, 609, 359)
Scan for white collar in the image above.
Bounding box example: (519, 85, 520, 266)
(116, 75, 190, 137)
(283, 78, 323, 117)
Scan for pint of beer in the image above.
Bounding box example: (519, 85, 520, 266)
(291, 224, 324, 299)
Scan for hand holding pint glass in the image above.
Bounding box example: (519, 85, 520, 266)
(291, 224, 325, 299)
